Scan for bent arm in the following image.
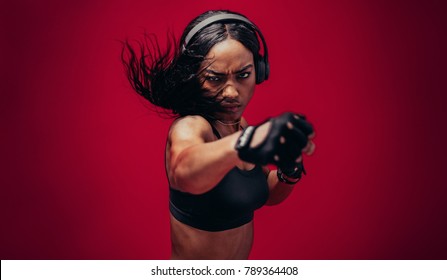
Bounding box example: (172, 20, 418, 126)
(264, 168, 295, 205)
(264, 141, 315, 205)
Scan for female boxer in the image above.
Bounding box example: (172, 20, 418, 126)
(121, 10, 315, 259)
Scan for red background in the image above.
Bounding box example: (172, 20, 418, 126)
(1, 0, 446, 259)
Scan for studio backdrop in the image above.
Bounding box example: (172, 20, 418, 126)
(1, 0, 446, 259)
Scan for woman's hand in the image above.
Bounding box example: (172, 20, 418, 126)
(235, 112, 315, 169)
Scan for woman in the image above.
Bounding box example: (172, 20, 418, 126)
(122, 10, 315, 259)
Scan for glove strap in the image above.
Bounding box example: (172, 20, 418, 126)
(235, 126, 256, 153)
(277, 161, 306, 185)
(277, 168, 300, 185)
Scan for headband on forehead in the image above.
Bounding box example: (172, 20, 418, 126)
(182, 12, 270, 84)
(183, 14, 257, 47)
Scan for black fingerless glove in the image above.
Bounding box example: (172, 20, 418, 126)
(235, 112, 314, 167)
(277, 160, 306, 184)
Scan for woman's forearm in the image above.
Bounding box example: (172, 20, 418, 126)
(265, 170, 295, 205)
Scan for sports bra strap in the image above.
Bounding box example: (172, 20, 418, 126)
(210, 124, 222, 139)
(209, 123, 245, 140)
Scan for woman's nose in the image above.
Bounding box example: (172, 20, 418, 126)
(221, 85, 238, 98)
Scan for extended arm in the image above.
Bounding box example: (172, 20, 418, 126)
(167, 116, 243, 194)
(167, 112, 315, 197)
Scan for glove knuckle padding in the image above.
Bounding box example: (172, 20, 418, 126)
(281, 160, 306, 179)
(290, 116, 314, 137)
(246, 122, 279, 165)
(236, 112, 313, 166)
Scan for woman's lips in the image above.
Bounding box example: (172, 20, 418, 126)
(220, 104, 241, 112)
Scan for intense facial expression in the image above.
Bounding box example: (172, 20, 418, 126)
(201, 38, 256, 122)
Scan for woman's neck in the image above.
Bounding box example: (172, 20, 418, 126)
(211, 118, 242, 136)
(214, 118, 241, 126)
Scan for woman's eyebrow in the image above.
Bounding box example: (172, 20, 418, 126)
(205, 64, 254, 76)
(235, 64, 254, 73)
(205, 69, 226, 76)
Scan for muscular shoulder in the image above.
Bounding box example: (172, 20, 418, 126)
(168, 115, 214, 144)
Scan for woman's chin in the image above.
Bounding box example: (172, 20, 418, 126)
(215, 111, 242, 122)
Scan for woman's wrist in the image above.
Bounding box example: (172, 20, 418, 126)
(276, 169, 300, 185)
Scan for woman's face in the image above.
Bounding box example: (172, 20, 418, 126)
(201, 38, 256, 122)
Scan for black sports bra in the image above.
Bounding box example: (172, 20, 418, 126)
(169, 122, 269, 231)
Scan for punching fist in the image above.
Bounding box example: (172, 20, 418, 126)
(235, 112, 314, 169)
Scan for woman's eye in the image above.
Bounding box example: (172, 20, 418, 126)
(238, 72, 251, 79)
(206, 76, 221, 82)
